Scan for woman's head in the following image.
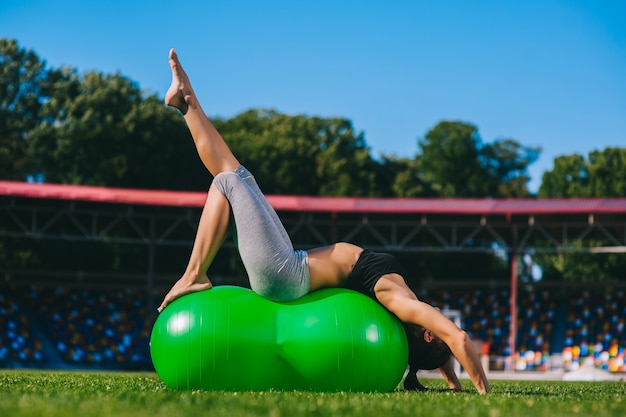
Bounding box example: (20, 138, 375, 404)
(403, 323, 452, 370)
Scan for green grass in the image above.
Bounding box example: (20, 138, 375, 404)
(1, 370, 625, 417)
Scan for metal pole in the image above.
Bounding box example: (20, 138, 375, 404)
(509, 251, 517, 369)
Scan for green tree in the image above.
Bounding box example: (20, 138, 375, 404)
(480, 139, 539, 197)
(0, 38, 49, 179)
(587, 147, 626, 197)
(378, 155, 435, 197)
(418, 121, 484, 196)
(538, 153, 588, 197)
(537, 148, 626, 282)
(539, 147, 626, 198)
(535, 243, 625, 282)
(416, 121, 539, 197)
(214, 109, 380, 196)
(314, 117, 380, 196)
(28, 69, 209, 190)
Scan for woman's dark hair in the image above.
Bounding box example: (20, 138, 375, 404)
(403, 323, 452, 370)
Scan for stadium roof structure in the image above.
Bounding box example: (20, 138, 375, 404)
(2, 180, 626, 357)
(1, 180, 626, 254)
(2, 179, 626, 213)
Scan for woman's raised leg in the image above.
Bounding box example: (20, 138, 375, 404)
(157, 183, 231, 312)
(165, 48, 240, 177)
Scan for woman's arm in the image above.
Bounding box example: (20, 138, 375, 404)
(418, 305, 489, 393)
(439, 356, 463, 390)
(374, 274, 491, 394)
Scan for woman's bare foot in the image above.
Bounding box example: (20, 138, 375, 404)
(165, 48, 194, 115)
(157, 273, 213, 313)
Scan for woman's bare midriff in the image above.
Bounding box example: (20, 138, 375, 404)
(307, 242, 363, 291)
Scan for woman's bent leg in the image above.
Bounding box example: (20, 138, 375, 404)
(157, 184, 231, 312)
(213, 167, 310, 301)
(163, 49, 308, 303)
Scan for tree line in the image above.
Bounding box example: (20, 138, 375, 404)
(2, 38, 625, 282)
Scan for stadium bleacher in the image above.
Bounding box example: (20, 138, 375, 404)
(561, 289, 626, 372)
(1, 283, 625, 372)
(1, 285, 151, 370)
(419, 285, 625, 372)
(0, 290, 45, 366)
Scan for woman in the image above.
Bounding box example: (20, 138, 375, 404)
(158, 49, 490, 394)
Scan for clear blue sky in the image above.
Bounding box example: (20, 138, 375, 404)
(2, 0, 625, 192)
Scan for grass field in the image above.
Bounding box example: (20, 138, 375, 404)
(1, 370, 625, 417)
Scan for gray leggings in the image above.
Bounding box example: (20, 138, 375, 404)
(212, 166, 310, 301)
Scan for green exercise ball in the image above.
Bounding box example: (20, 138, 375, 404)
(150, 286, 408, 392)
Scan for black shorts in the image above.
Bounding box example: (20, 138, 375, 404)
(343, 249, 407, 299)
